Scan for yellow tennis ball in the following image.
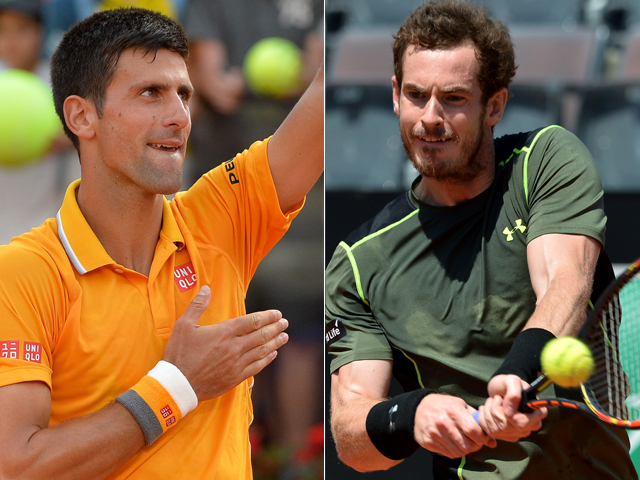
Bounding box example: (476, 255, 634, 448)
(243, 37, 302, 99)
(541, 337, 594, 388)
(0, 69, 62, 167)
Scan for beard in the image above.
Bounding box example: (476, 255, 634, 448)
(400, 110, 488, 184)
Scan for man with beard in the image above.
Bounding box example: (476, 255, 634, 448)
(325, 1, 636, 478)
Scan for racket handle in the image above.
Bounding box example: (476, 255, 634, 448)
(471, 387, 537, 424)
(519, 391, 535, 413)
(471, 401, 526, 425)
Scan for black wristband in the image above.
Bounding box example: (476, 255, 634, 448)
(493, 328, 556, 383)
(365, 389, 437, 460)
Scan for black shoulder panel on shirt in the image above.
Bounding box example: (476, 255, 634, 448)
(343, 192, 415, 247)
(493, 129, 542, 163)
(493, 127, 566, 167)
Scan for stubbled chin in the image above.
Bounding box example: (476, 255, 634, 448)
(410, 152, 453, 177)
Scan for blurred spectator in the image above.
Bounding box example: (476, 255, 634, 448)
(41, 0, 186, 59)
(182, 0, 324, 468)
(0, 0, 48, 77)
(0, 0, 79, 245)
(182, 0, 323, 183)
(41, 0, 93, 57)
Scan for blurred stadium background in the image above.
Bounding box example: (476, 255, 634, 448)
(325, 0, 640, 478)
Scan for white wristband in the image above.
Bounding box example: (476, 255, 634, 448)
(147, 360, 198, 416)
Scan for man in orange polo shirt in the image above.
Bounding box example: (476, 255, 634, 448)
(0, 7, 323, 479)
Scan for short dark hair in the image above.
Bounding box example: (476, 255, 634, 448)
(393, 0, 516, 102)
(50, 8, 189, 149)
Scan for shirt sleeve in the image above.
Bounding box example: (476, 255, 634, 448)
(173, 138, 304, 292)
(0, 243, 61, 389)
(525, 127, 606, 245)
(325, 243, 393, 374)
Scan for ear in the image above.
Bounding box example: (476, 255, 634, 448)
(63, 95, 98, 141)
(485, 88, 508, 128)
(392, 76, 401, 117)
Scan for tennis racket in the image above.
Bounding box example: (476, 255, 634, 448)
(474, 258, 640, 428)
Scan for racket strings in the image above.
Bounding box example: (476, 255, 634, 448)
(589, 312, 625, 418)
(589, 274, 640, 421)
(618, 274, 640, 421)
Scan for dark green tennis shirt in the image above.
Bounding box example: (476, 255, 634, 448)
(326, 126, 636, 479)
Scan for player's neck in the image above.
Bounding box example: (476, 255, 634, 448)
(413, 141, 496, 207)
(414, 169, 494, 207)
(76, 181, 163, 277)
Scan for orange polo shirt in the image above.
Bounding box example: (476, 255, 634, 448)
(0, 139, 302, 479)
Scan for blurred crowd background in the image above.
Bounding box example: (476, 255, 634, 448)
(0, 0, 323, 478)
(326, 0, 640, 197)
(325, 0, 640, 479)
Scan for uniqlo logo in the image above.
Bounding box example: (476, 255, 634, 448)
(174, 261, 197, 292)
(24, 342, 42, 363)
(166, 416, 176, 427)
(0, 341, 19, 359)
(160, 405, 172, 419)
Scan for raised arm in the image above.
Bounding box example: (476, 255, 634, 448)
(267, 65, 324, 214)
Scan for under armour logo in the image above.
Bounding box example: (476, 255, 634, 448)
(503, 219, 526, 241)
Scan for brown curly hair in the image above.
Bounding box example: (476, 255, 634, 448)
(393, 0, 517, 102)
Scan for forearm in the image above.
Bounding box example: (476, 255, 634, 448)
(330, 360, 401, 472)
(288, 63, 324, 184)
(331, 395, 401, 472)
(267, 64, 324, 213)
(523, 272, 591, 336)
(2, 401, 144, 480)
(301, 30, 323, 86)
